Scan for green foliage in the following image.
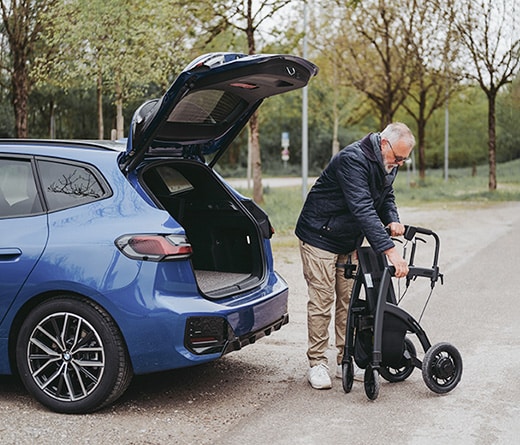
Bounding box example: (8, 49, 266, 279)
(497, 78, 520, 162)
(259, 186, 302, 236)
(29, 0, 200, 138)
(26, 83, 161, 139)
(393, 159, 520, 204)
(37, 0, 191, 94)
(0, 0, 518, 170)
(418, 86, 488, 169)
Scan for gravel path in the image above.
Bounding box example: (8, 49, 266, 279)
(1, 201, 519, 445)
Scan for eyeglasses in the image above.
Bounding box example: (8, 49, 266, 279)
(386, 139, 410, 163)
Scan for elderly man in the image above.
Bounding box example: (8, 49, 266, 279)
(295, 122, 415, 389)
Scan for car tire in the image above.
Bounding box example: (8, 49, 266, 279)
(16, 296, 133, 413)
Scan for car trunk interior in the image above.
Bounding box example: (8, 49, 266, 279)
(141, 160, 265, 298)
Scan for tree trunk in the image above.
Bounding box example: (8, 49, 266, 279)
(115, 82, 124, 139)
(49, 99, 55, 138)
(332, 79, 340, 156)
(380, 104, 393, 130)
(11, 55, 29, 138)
(250, 111, 263, 204)
(332, 113, 340, 156)
(97, 69, 104, 140)
(417, 90, 427, 181)
(417, 124, 426, 181)
(488, 92, 497, 191)
(246, 0, 263, 203)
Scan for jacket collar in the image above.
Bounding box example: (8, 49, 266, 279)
(360, 132, 382, 163)
(360, 132, 397, 178)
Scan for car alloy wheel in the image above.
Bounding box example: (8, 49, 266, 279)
(16, 296, 133, 413)
(27, 311, 105, 401)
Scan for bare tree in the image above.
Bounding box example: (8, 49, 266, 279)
(0, 0, 57, 137)
(450, 0, 520, 190)
(403, 0, 463, 180)
(311, 2, 372, 157)
(331, 0, 416, 129)
(208, 0, 292, 204)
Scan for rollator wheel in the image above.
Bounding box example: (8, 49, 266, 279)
(422, 342, 463, 394)
(364, 366, 380, 400)
(380, 337, 417, 383)
(342, 361, 354, 393)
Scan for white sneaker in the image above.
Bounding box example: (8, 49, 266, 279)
(336, 363, 364, 381)
(354, 364, 364, 382)
(308, 363, 332, 389)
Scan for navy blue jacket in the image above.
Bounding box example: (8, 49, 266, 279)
(295, 132, 399, 254)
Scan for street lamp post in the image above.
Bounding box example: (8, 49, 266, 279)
(301, 0, 309, 202)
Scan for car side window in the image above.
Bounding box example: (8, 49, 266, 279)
(0, 158, 43, 218)
(38, 160, 108, 211)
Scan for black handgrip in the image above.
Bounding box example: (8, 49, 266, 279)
(403, 225, 441, 272)
(404, 225, 433, 240)
(387, 225, 433, 240)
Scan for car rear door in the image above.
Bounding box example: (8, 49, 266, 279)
(119, 52, 318, 174)
(0, 156, 47, 324)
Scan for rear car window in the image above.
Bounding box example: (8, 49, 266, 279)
(0, 158, 42, 218)
(168, 89, 247, 124)
(155, 89, 249, 142)
(38, 160, 109, 211)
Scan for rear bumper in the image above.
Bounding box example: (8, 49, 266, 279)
(226, 312, 289, 353)
(125, 273, 289, 375)
(185, 312, 289, 355)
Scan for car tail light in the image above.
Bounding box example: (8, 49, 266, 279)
(115, 234, 192, 261)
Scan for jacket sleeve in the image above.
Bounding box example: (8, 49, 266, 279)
(378, 176, 400, 226)
(336, 152, 395, 254)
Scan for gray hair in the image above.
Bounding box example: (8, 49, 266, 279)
(381, 122, 415, 149)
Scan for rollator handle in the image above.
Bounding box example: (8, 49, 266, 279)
(404, 225, 433, 240)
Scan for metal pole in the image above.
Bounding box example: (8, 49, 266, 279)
(302, 0, 309, 202)
(247, 128, 252, 190)
(444, 96, 449, 182)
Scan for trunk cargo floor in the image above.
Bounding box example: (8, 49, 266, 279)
(194, 270, 250, 293)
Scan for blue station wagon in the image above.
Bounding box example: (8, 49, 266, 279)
(0, 53, 318, 413)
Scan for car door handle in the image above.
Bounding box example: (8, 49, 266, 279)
(0, 248, 22, 260)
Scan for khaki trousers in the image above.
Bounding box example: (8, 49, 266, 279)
(299, 240, 356, 367)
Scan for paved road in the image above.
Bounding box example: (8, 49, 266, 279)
(0, 203, 519, 444)
(227, 176, 317, 189)
(211, 203, 520, 445)
(220, 203, 520, 445)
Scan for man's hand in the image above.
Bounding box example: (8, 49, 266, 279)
(384, 246, 409, 278)
(387, 222, 406, 237)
